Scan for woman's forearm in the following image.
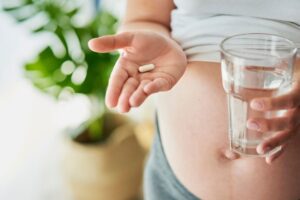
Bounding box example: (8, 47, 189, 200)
(118, 0, 174, 39)
(118, 20, 171, 38)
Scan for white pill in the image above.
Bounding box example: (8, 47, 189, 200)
(138, 64, 155, 73)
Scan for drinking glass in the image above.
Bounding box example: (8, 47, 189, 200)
(220, 33, 297, 156)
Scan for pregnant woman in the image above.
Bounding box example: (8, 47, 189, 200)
(89, 0, 300, 199)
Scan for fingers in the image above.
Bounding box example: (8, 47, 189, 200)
(106, 58, 140, 108)
(265, 145, 286, 164)
(105, 64, 128, 108)
(256, 126, 299, 155)
(106, 61, 177, 111)
(129, 76, 174, 105)
(88, 32, 134, 53)
(114, 76, 173, 112)
(247, 82, 300, 163)
(250, 82, 300, 111)
(129, 80, 151, 107)
(117, 77, 139, 113)
(119, 77, 171, 111)
(143, 77, 171, 95)
(247, 108, 300, 132)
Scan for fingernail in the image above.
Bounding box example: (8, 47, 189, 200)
(266, 157, 273, 164)
(251, 100, 264, 110)
(247, 121, 259, 130)
(257, 146, 271, 155)
(87, 39, 94, 48)
(125, 47, 135, 53)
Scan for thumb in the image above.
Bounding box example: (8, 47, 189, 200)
(88, 32, 134, 53)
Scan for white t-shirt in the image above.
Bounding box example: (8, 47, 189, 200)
(171, 0, 300, 62)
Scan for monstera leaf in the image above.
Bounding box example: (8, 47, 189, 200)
(3, 0, 118, 100)
(2, 0, 120, 142)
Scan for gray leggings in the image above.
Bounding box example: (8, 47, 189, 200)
(143, 115, 201, 200)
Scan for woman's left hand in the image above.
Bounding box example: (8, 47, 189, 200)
(247, 81, 300, 164)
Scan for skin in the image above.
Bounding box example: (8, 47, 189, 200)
(88, 31, 187, 112)
(156, 61, 300, 199)
(88, 0, 300, 199)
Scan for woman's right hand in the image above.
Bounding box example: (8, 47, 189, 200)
(88, 31, 187, 112)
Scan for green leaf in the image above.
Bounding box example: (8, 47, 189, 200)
(3, 0, 122, 142)
(3, 4, 39, 22)
(24, 47, 68, 97)
(32, 26, 44, 33)
(32, 21, 57, 33)
(2, 7, 22, 12)
(66, 7, 79, 17)
(1, 0, 33, 11)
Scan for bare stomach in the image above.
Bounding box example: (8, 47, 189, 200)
(155, 61, 300, 200)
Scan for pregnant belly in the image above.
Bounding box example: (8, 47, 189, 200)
(155, 61, 300, 200)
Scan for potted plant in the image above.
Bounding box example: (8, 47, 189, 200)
(2, 0, 145, 199)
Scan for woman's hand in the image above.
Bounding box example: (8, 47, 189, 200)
(88, 31, 187, 112)
(247, 82, 300, 164)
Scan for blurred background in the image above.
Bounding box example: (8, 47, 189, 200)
(0, 0, 155, 199)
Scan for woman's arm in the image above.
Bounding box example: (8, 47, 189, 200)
(88, 0, 187, 112)
(119, 0, 175, 37)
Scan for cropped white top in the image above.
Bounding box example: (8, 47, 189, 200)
(170, 0, 300, 62)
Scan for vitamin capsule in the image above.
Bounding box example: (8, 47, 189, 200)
(138, 63, 155, 73)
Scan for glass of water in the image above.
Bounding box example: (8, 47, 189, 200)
(220, 33, 298, 156)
